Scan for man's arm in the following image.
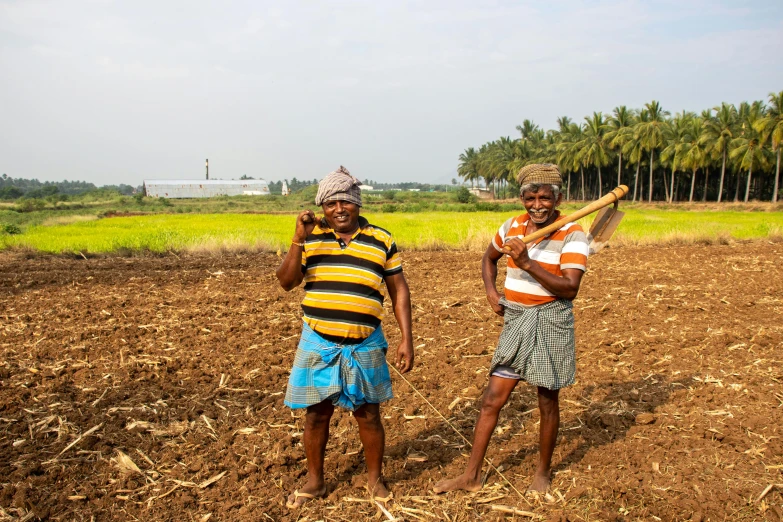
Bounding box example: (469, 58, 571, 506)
(276, 245, 305, 291)
(384, 272, 414, 373)
(276, 210, 315, 291)
(482, 243, 505, 316)
(502, 238, 584, 300)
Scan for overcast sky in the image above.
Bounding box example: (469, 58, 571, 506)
(2, 1, 782, 187)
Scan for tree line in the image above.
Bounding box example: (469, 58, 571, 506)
(0, 174, 137, 200)
(457, 92, 783, 203)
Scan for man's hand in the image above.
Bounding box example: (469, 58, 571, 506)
(276, 210, 315, 290)
(385, 272, 414, 374)
(502, 237, 533, 271)
(487, 290, 505, 317)
(395, 338, 414, 373)
(294, 210, 316, 242)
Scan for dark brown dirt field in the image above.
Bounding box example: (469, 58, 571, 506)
(1, 242, 781, 521)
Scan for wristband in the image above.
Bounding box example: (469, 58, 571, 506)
(291, 239, 305, 247)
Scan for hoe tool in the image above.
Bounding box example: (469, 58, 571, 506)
(502, 185, 629, 255)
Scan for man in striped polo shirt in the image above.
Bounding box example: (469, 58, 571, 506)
(434, 163, 588, 495)
(276, 166, 414, 509)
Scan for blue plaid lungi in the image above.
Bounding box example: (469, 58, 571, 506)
(284, 322, 394, 411)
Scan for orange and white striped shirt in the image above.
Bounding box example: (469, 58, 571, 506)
(492, 212, 589, 307)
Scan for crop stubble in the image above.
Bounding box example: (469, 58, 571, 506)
(0, 242, 781, 521)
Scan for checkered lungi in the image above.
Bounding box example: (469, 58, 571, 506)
(284, 322, 394, 410)
(489, 298, 576, 390)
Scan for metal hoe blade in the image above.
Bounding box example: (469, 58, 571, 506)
(587, 202, 625, 254)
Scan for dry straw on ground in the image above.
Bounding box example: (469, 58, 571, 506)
(0, 241, 781, 520)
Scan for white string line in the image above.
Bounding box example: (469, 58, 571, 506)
(391, 365, 531, 505)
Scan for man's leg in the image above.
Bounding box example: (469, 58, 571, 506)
(353, 403, 391, 500)
(433, 376, 518, 493)
(529, 386, 560, 492)
(287, 399, 334, 508)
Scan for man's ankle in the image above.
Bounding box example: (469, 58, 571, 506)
(465, 470, 482, 482)
(304, 477, 325, 489)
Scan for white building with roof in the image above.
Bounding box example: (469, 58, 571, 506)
(143, 179, 271, 198)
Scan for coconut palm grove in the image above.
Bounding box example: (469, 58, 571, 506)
(458, 91, 783, 204)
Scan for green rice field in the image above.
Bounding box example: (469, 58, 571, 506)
(1, 208, 782, 254)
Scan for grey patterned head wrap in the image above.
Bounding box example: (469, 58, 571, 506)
(315, 166, 362, 207)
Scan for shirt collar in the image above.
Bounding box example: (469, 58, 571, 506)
(317, 216, 369, 237)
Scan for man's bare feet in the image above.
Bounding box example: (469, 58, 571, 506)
(433, 474, 483, 494)
(527, 471, 550, 493)
(286, 482, 327, 509)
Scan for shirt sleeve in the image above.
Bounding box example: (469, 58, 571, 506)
(492, 217, 514, 252)
(560, 225, 589, 271)
(384, 237, 403, 277)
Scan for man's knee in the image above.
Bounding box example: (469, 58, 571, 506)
(537, 388, 560, 417)
(480, 387, 507, 413)
(306, 401, 334, 427)
(354, 403, 382, 425)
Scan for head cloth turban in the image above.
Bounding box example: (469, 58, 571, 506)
(315, 166, 362, 207)
(517, 163, 563, 186)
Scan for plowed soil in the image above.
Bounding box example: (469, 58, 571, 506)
(1, 242, 781, 521)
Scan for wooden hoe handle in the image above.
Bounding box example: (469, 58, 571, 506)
(505, 185, 629, 248)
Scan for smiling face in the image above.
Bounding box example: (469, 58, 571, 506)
(521, 185, 562, 227)
(322, 200, 360, 234)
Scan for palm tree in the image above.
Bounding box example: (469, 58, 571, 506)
(516, 120, 540, 141)
(754, 91, 783, 202)
(509, 139, 534, 174)
(635, 100, 670, 201)
(557, 123, 587, 200)
(477, 143, 497, 195)
(579, 112, 611, 198)
(660, 112, 692, 202)
(699, 109, 714, 201)
(623, 109, 649, 202)
(556, 116, 572, 131)
(730, 101, 767, 202)
(537, 131, 559, 164)
(605, 106, 636, 187)
(623, 137, 644, 202)
(488, 137, 520, 198)
(701, 102, 737, 202)
(553, 117, 573, 198)
(457, 147, 480, 187)
(681, 115, 706, 202)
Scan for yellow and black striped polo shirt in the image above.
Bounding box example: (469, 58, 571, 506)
(300, 216, 403, 344)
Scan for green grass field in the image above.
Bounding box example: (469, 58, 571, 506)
(2, 207, 781, 254)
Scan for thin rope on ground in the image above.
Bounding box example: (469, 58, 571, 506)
(390, 365, 532, 506)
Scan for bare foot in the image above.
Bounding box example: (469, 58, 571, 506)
(433, 474, 483, 494)
(286, 483, 327, 509)
(368, 477, 392, 504)
(527, 472, 550, 493)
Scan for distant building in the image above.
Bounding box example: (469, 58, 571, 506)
(358, 184, 374, 191)
(143, 179, 271, 199)
(469, 187, 494, 200)
(281, 181, 291, 196)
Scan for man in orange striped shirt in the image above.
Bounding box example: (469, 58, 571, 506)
(435, 163, 588, 495)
